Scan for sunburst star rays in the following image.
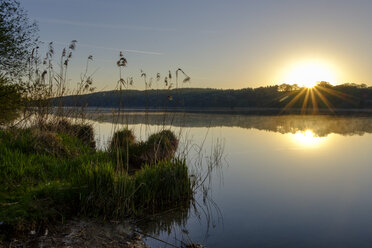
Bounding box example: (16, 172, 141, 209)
(280, 83, 351, 114)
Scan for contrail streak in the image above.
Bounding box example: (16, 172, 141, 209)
(38, 18, 177, 32)
(49, 41, 163, 56)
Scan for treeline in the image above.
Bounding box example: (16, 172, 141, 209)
(56, 82, 372, 110)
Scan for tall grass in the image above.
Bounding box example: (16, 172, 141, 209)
(78, 159, 190, 218)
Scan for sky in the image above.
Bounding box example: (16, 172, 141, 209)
(19, 0, 372, 90)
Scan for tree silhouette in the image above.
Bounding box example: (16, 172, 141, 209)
(0, 0, 39, 78)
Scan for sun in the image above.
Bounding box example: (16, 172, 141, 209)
(282, 60, 338, 88)
(291, 130, 327, 147)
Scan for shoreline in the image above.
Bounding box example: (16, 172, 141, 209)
(57, 106, 372, 116)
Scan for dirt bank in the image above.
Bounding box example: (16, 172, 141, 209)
(2, 219, 149, 248)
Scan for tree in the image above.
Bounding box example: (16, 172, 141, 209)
(0, 74, 22, 124)
(0, 0, 38, 78)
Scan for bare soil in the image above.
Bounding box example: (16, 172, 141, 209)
(2, 219, 149, 248)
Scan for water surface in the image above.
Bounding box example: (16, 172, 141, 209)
(86, 113, 372, 247)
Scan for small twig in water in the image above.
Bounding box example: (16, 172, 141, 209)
(134, 229, 179, 248)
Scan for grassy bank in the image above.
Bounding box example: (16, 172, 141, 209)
(0, 122, 192, 240)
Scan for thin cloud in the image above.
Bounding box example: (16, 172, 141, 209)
(38, 18, 177, 32)
(50, 41, 163, 56)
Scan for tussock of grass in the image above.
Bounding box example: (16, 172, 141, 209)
(0, 125, 191, 238)
(145, 130, 179, 162)
(110, 128, 135, 150)
(78, 160, 190, 218)
(134, 160, 190, 212)
(111, 129, 179, 171)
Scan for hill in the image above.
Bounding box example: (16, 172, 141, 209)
(54, 82, 372, 113)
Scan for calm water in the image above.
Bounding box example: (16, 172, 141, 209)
(86, 112, 372, 247)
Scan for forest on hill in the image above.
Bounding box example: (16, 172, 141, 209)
(55, 82, 372, 111)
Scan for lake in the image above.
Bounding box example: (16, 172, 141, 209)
(84, 112, 372, 247)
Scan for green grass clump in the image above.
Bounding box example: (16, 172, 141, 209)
(145, 129, 179, 163)
(75, 159, 190, 218)
(110, 128, 135, 150)
(111, 129, 179, 170)
(0, 126, 192, 239)
(134, 159, 190, 212)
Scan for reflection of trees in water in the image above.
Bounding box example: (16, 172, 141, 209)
(86, 112, 372, 137)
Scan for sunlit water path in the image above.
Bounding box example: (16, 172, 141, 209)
(85, 113, 372, 247)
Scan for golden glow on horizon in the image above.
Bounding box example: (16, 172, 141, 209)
(281, 60, 338, 88)
(291, 130, 327, 148)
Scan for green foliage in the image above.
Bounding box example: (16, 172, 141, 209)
(0, 74, 22, 124)
(0, 0, 39, 77)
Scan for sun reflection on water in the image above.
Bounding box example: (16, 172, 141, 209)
(291, 129, 327, 148)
